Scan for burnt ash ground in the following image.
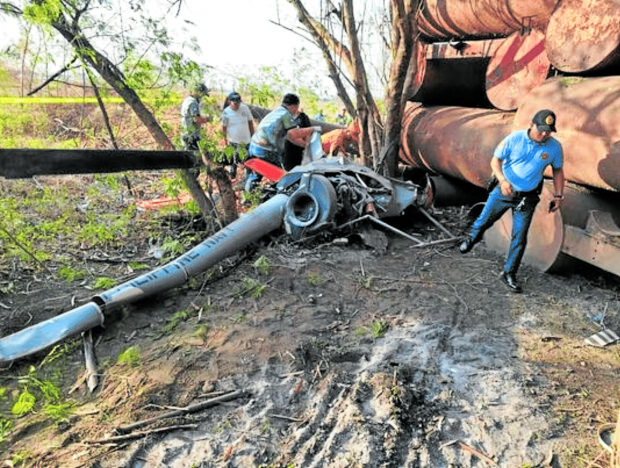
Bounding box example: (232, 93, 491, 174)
(1, 181, 619, 468)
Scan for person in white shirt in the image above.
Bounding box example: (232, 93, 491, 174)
(221, 92, 254, 178)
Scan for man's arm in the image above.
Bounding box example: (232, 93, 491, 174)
(286, 127, 319, 148)
(222, 124, 228, 145)
(549, 166, 565, 213)
(490, 157, 513, 196)
(248, 120, 255, 136)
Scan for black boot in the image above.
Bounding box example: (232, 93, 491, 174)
(500, 271, 522, 293)
(459, 238, 475, 254)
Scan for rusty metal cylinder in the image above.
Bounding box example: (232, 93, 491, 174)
(545, 0, 620, 74)
(514, 75, 620, 193)
(416, 0, 558, 41)
(400, 103, 514, 187)
(485, 30, 551, 111)
(484, 181, 620, 272)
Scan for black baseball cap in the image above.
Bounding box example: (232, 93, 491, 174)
(282, 93, 300, 106)
(228, 92, 241, 102)
(532, 109, 557, 132)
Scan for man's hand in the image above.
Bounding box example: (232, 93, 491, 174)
(499, 179, 513, 197)
(548, 198, 563, 213)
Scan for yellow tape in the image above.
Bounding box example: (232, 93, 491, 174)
(0, 97, 126, 104)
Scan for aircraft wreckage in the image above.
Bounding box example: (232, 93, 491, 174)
(0, 138, 447, 364)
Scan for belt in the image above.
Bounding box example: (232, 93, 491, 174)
(513, 189, 539, 198)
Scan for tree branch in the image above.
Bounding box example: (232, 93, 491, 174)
(0, 2, 22, 16)
(27, 56, 79, 96)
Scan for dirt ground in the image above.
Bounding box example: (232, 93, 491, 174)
(1, 183, 619, 468)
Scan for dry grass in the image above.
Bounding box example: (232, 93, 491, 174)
(613, 410, 619, 467)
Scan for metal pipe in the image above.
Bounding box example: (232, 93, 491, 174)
(400, 103, 514, 187)
(0, 194, 289, 363)
(417, 0, 558, 41)
(514, 75, 620, 192)
(545, 0, 620, 74)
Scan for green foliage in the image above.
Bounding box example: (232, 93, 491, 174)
(43, 401, 75, 424)
(161, 52, 206, 90)
(0, 417, 14, 443)
(161, 236, 186, 262)
(240, 189, 263, 209)
(23, 0, 62, 27)
(58, 265, 86, 283)
(162, 174, 185, 199)
(40, 341, 80, 367)
(128, 261, 150, 270)
(11, 449, 32, 466)
(166, 309, 191, 333)
(307, 273, 323, 286)
(193, 323, 210, 343)
(357, 275, 373, 289)
(38, 379, 61, 403)
(370, 320, 388, 338)
(11, 389, 36, 417)
(91, 276, 116, 290)
(233, 277, 266, 299)
(117, 346, 142, 367)
(253, 255, 271, 275)
(0, 282, 15, 295)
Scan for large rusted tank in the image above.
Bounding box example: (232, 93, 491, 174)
(416, 0, 558, 41)
(400, 103, 514, 187)
(485, 30, 551, 110)
(484, 181, 620, 274)
(514, 75, 620, 192)
(545, 0, 620, 74)
(400, 102, 620, 277)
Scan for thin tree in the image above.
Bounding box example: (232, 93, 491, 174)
(284, 0, 419, 176)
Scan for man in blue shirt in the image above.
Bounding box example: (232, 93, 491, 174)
(459, 109, 565, 293)
(245, 93, 317, 192)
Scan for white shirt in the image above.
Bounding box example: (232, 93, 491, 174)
(221, 103, 253, 144)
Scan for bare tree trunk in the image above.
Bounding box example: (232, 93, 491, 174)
(377, 0, 419, 176)
(47, 11, 213, 219)
(341, 0, 383, 167)
(286, 0, 355, 117)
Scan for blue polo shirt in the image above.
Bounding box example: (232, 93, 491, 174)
(494, 129, 563, 192)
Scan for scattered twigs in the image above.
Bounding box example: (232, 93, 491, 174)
(84, 423, 198, 445)
(0, 222, 52, 275)
(339, 215, 425, 245)
(419, 207, 456, 238)
(114, 389, 247, 434)
(269, 414, 302, 423)
(441, 439, 498, 466)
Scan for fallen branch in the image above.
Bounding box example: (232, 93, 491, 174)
(114, 389, 247, 434)
(441, 439, 498, 466)
(84, 423, 197, 444)
(269, 413, 302, 422)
